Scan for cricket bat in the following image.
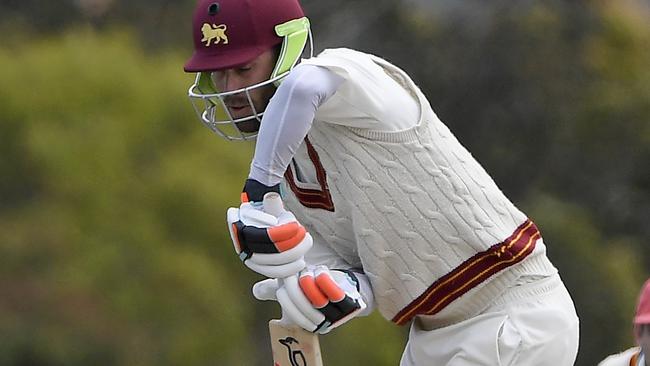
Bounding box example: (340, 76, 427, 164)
(269, 319, 323, 366)
(263, 192, 324, 366)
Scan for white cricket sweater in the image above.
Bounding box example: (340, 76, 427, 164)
(280, 49, 557, 325)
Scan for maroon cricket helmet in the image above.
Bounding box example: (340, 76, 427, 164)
(184, 0, 305, 72)
(635, 278, 650, 325)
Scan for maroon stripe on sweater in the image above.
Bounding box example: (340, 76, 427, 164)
(284, 137, 335, 212)
(392, 220, 539, 325)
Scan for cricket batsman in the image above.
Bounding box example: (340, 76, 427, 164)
(183, 0, 580, 364)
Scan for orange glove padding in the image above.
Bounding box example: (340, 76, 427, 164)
(227, 201, 313, 278)
(253, 266, 367, 334)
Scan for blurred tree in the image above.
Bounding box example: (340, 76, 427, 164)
(0, 0, 78, 31)
(0, 30, 256, 365)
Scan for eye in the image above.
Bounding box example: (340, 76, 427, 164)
(211, 71, 225, 83)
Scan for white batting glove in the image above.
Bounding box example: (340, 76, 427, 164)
(227, 201, 313, 278)
(253, 266, 367, 334)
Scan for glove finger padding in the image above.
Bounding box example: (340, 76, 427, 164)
(276, 286, 321, 332)
(227, 207, 245, 255)
(253, 276, 325, 332)
(252, 269, 366, 334)
(282, 275, 327, 328)
(252, 278, 280, 301)
(299, 267, 366, 334)
(227, 202, 312, 278)
(239, 203, 277, 227)
(246, 233, 313, 265)
(236, 221, 307, 254)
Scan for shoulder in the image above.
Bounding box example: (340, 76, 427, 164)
(302, 48, 373, 65)
(598, 347, 641, 366)
(280, 63, 343, 100)
(299, 48, 385, 79)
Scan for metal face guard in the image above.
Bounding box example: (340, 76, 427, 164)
(187, 18, 313, 142)
(187, 74, 285, 141)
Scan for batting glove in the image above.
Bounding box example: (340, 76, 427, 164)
(253, 266, 367, 334)
(227, 180, 313, 278)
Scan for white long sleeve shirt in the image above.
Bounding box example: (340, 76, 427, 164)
(249, 49, 419, 186)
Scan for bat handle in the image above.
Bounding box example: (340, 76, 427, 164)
(263, 192, 307, 326)
(262, 192, 284, 218)
(262, 192, 291, 323)
(277, 278, 289, 324)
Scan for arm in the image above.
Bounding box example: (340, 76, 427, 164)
(249, 64, 343, 187)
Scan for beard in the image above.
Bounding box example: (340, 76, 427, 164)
(224, 88, 273, 133)
(235, 118, 261, 133)
(222, 96, 262, 133)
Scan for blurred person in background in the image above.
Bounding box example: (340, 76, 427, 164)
(599, 278, 650, 366)
(183, 0, 579, 364)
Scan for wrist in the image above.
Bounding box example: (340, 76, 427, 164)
(340, 270, 374, 317)
(242, 178, 281, 203)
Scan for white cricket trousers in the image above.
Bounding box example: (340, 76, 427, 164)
(400, 274, 579, 366)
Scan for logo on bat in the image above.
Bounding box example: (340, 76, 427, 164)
(279, 337, 307, 366)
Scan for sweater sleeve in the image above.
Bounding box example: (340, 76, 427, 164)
(248, 64, 343, 187)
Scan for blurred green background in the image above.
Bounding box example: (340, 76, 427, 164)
(1, 0, 649, 365)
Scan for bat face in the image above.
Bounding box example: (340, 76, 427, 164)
(263, 194, 322, 365)
(269, 320, 323, 366)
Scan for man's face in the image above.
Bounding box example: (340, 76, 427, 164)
(211, 48, 277, 132)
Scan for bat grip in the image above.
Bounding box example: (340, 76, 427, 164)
(262, 192, 284, 218)
(262, 192, 295, 323)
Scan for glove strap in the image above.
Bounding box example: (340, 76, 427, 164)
(241, 179, 281, 203)
(334, 269, 362, 292)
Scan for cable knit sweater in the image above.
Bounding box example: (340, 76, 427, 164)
(281, 49, 557, 325)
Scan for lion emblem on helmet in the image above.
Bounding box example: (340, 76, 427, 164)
(201, 23, 229, 47)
